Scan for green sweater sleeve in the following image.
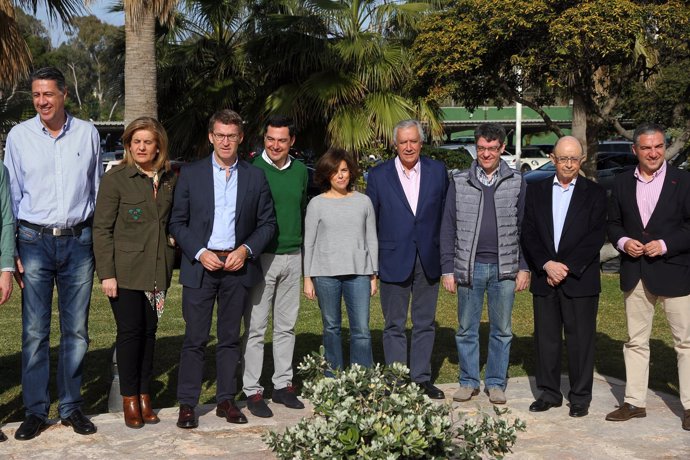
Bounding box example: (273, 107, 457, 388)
(0, 163, 16, 270)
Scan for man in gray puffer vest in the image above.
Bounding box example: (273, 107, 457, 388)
(440, 123, 530, 405)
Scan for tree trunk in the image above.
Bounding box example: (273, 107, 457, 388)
(124, 7, 157, 124)
(571, 94, 599, 179)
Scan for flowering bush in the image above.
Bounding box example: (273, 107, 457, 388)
(264, 349, 525, 459)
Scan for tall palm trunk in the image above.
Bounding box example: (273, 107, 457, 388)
(124, 8, 157, 123)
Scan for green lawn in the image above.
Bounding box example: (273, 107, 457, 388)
(0, 272, 679, 423)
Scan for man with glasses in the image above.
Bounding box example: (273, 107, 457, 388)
(440, 123, 529, 405)
(170, 109, 276, 429)
(521, 136, 606, 417)
(242, 115, 308, 417)
(607, 123, 690, 431)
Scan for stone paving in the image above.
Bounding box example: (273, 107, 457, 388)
(1, 373, 689, 459)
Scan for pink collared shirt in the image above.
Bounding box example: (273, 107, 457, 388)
(395, 156, 420, 215)
(617, 162, 668, 254)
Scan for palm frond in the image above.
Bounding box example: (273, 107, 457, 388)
(327, 106, 375, 152)
(0, 2, 31, 88)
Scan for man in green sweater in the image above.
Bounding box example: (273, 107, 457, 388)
(243, 115, 308, 417)
(0, 162, 16, 442)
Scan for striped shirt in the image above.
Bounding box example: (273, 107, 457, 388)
(617, 161, 667, 253)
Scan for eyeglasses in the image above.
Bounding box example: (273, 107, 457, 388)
(553, 156, 583, 164)
(476, 146, 501, 153)
(212, 132, 241, 143)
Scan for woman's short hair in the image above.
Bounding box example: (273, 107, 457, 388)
(314, 148, 359, 192)
(122, 117, 170, 172)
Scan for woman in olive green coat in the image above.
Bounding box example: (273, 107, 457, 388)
(93, 117, 177, 429)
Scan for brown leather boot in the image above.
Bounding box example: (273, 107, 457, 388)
(123, 395, 144, 429)
(139, 394, 160, 424)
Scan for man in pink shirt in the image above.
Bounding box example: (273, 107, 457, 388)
(607, 122, 690, 431)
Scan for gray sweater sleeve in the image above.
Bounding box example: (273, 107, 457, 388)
(303, 192, 378, 277)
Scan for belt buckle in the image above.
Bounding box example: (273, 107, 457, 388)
(52, 228, 62, 236)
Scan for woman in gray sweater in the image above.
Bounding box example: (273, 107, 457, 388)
(303, 148, 378, 371)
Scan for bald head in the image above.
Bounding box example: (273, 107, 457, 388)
(551, 136, 584, 186)
(554, 136, 583, 156)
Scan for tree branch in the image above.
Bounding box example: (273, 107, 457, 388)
(513, 94, 565, 138)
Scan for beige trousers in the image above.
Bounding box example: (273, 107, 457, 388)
(623, 280, 690, 409)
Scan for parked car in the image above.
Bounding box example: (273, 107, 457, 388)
(503, 146, 551, 173)
(101, 150, 124, 172)
(522, 152, 638, 194)
(598, 140, 633, 154)
(439, 143, 477, 159)
(501, 152, 517, 169)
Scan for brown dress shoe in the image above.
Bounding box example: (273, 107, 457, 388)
(683, 409, 690, 431)
(605, 403, 646, 421)
(123, 395, 144, 429)
(139, 394, 160, 424)
(177, 404, 197, 429)
(216, 399, 248, 424)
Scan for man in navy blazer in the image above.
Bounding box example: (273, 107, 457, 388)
(606, 123, 690, 431)
(169, 109, 276, 429)
(366, 119, 449, 399)
(521, 136, 606, 418)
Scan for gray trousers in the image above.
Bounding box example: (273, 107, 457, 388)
(380, 255, 440, 383)
(243, 252, 301, 396)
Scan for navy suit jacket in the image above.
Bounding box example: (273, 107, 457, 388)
(169, 155, 276, 289)
(366, 156, 449, 283)
(608, 164, 690, 297)
(521, 175, 606, 297)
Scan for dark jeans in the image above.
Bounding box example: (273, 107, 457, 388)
(110, 288, 159, 396)
(18, 224, 94, 420)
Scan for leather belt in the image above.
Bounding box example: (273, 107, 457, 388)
(19, 219, 92, 237)
(209, 249, 233, 257)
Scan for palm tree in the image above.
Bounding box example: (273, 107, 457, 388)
(0, 0, 83, 88)
(156, 0, 258, 158)
(250, 0, 443, 155)
(123, 0, 176, 123)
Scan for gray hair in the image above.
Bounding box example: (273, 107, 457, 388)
(30, 67, 66, 93)
(632, 122, 665, 145)
(393, 119, 425, 145)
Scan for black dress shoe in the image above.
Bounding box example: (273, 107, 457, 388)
(61, 409, 97, 435)
(0, 428, 7, 442)
(247, 393, 273, 418)
(417, 381, 445, 400)
(272, 385, 305, 409)
(569, 403, 589, 417)
(216, 399, 248, 424)
(177, 404, 198, 429)
(529, 399, 562, 412)
(15, 415, 47, 441)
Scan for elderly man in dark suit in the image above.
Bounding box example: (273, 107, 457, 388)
(607, 122, 690, 431)
(521, 136, 606, 418)
(169, 109, 276, 429)
(366, 119, 449, 399)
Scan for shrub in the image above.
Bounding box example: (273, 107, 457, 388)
(264, 349, 525, 459)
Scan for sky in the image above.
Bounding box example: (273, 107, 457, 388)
(35, 0, 124, 46)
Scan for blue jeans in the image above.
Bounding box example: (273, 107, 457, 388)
(17, 224, 94, 419)
(313, 275, 373, 371)
(456, 262, 515, 390)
